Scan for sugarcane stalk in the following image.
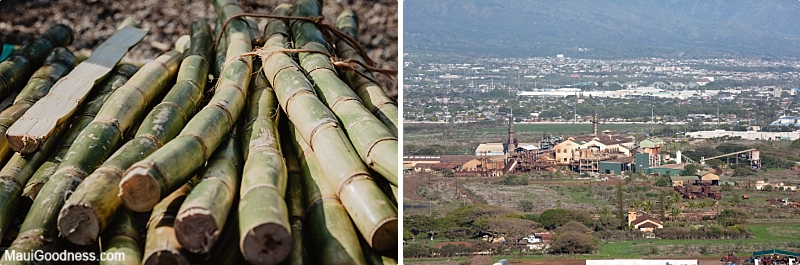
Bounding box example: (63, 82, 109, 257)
(117, 0, 253, 213)
(0, 24, 73, 99)
(143, 183, 193, 265)
(21, 64, 139, 200)
(0, 145, 10, 169)
(0, 121, 68, 239)
(291, 0, 398, 186)
(282, 136, 307, 265)
(5, 26, 147, 155)
(58, 21, 212, 246)
(335, 10, 398, 135)
(290, 124, 367, 265)
(0, 92, 15, 111)
(175, 132, 241, 254)
(261, 3, 397, 251)
(372, 172, 397, 206)
(0, 52, 181, 265)
(0, 48, 76, 167)
(212, 19, 229, 79)
(100, 209, 142, 265)
(236, 60, 291, 265)
(204, 201, 245, 265)
(360, 238, 398, 265)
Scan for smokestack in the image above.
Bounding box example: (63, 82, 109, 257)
(508, 109, 517, 148)
(676, 151, 682, 164)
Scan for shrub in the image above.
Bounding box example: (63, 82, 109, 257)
(716, 209, 748, 227)
(550, 232, 597, 254)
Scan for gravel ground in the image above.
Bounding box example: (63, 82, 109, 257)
(0, 0, 397, 97)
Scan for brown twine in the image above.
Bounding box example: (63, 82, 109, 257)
(215, 12, 397, 89)
(215, 13, 376, 67)
(216, 44, 393, 94)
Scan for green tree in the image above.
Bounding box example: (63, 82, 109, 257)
(539, 209, 590, 230)
(680, 164, 703, 176)
(733, 166, 756, 177)
(716, 209, 747, 227)
(657, 191, 667, 218)
(403, 229, 414, 241)
(593, 214, 622, 231)
(555, 221, 592, 234)
(654, 175, 671, 187)
(549, 232, 597, 254)
(615, 182, 626, 226)
(405, 214, 436, 240)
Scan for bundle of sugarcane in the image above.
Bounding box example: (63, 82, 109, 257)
(0, 0, 397, 264)
(261, 1, 397, 252)
(57, 20, 212, 246)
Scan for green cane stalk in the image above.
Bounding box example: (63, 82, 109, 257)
(0, 24, 73, 100)
(291, 0, 398, 186)
(118, 0, 253, 213)
(236, 60, 291, 265)
(290, 123, 367, 265)
(260, 2, 397, 251)
(334, 10, 398, 135)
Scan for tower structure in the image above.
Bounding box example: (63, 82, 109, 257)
(508, 109, 517, 149)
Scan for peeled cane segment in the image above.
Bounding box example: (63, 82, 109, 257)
(5, 26, 146, 155)
(21, 64, 139, 201)
(0, 48, 76, 176)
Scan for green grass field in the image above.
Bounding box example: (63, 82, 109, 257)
(600, 223, 800, 258)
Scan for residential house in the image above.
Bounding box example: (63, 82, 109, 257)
(628, 211, 663, 233)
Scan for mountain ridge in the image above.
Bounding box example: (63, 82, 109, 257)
(404, 0, 800, 58)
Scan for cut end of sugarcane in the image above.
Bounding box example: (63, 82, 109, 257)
(144, 250, 191, 265)
(7, 134, 41, 155)
(119, 167, 161, 212)
(22, 183, 43, 201)
(241, 223, 292, 265)
(369, 218, 398, 252)
(174, 208, 219, 254)
(58, 203, 100, 246)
